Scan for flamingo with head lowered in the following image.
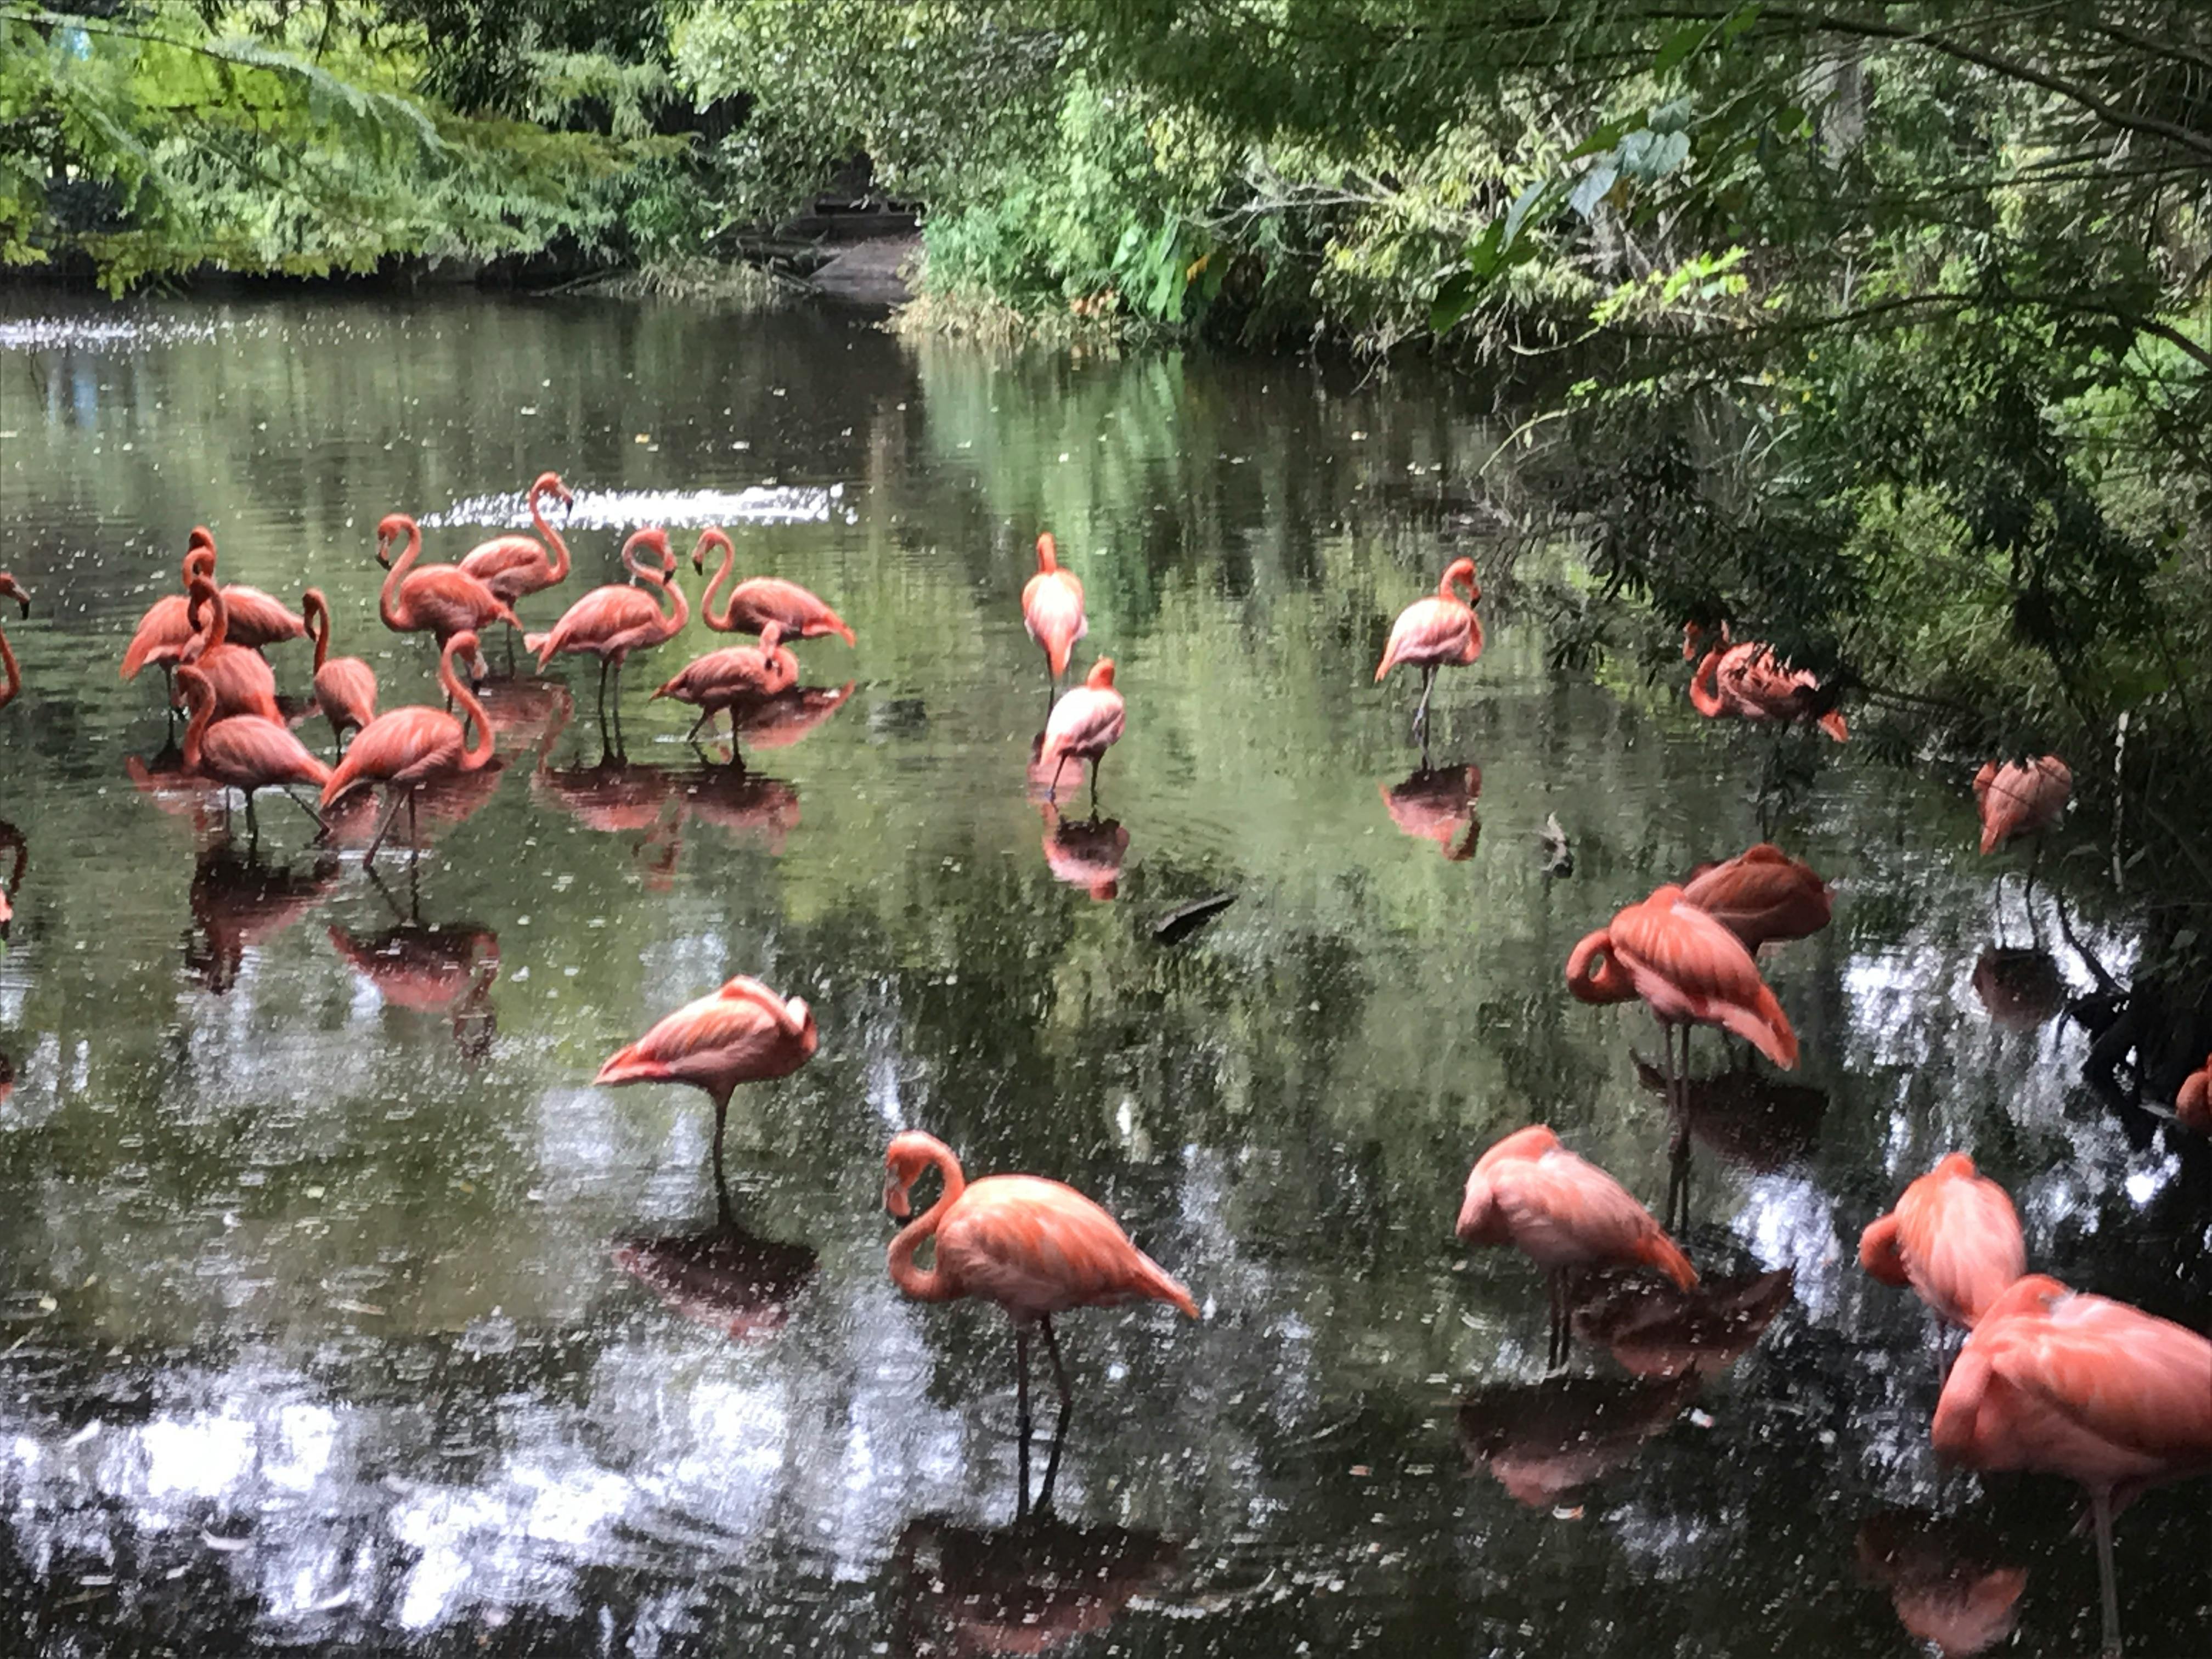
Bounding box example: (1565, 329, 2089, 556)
(651, 621, 798, 746)
(695, 527, 855, 645)
(321, 630, 497, 861)
(1684, 622, 1848, 741)
(375, 514, 520, 672)
(1859, 1153, 2025, 1333)
(1375, 557, 1482, 742)
(458, 471, 574, 608)
(174, 662, 331, 843)
(1039, 658, 1125, 808)
(528, 527, 689, 724)
(302, 589, 377, 750)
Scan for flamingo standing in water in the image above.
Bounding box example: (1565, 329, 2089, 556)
(1567, 883, 1799, 1106)
(1974, 755, 2070, 855)
(301, 589, 377, 750)
(179, 575, 283, 724)
(1859, 1153, 2025, 1332)
(1022, 532, 1086, 687)
(651, 621, 798, 744)
(1680, 843, 1833, 953)
(695, 527, 855, 645)
(321, 630, 496, 861)
(528, 527, 689, 725)
(883, 1130, 1198, 1474)
(1039, 658, 1125, 806)
(173, 663, 332, 841)
(375, 514, 520, 670)
(1374, 557, 1481, 742)
(2177, 1054, 2211, 1133)
(1933, 1274, 2212, 1655)
(594, 974, 818, 1190)
(1455, 1124, 1699, 1368)
(457, 471, 574, 608)
(0, 573, 27, 712)
(120, 537, 216, 694)
(0, 821, 22, 936)
(1684, 622, 1848, 741)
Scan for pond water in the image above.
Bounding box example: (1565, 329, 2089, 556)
(0, 291, 2205, 1658)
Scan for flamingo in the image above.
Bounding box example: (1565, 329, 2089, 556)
(120, 536, 219, 693)
(1022, 532, 1086, 686)
(695, 527, 855, 644)
(456, 471, 574, 606)
(375, 513, 520, 669)
(0, 820, 22, 936)
(1455, 1124, 1699, 1369)
(179, 575, 283, 724)
(301, 589, 377, 749)
(0, 573, 27, 712)
(1974, 755, 2070, 855)
(1567, 883, 1799, 1143)
(594, 974, 818, 1189)
(651, 620, 798, 744)
(527, 527, 689, 724)
(1932, 1274, 2212, 1656)
(320, 629, 496, 861)
(1680, 843, 1833, 953)
(884, 1130, 1198, 1479)
(1039, 658, 1125, 806)
(1684, 622, 1848, 740)
(2175, 1054, 2210, 1133)
(1855, 1513, 2028, 1659)
(1858, 1153, 2025, 1332)
(1374, 557, 1481, 741)
(173, 663, 332, 842)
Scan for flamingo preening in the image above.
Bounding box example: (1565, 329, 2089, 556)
(1022, 532, 1086, 686)
(1858, 1153, 2026, 1332)
(1684, 622, 1848, 741)
(1375, 557, 1481, 742)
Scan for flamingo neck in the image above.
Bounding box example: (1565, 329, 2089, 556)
(1688, 650, 1726, 716)
(1036, 533, 1059, 574)
(698, 533, 737, 629)
(631, 554, 687, 640)
(1565, 929, 1640, 1006)
(0, 623, 15, 708)
(306, 592, 330, 670)
(177, 674, 215, 771)
(381, 520, 421, 629)
(887, 1144, 968, 1304)
(439, 640, 497, 771)
(185, 580, 229, 661)
(531, 482, 570, 583)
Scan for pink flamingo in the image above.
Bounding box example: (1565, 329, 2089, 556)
(1039, 658, 1125, 806)
(320, 630, 496, 861)
(2177, 1054, 2210, 1133)
(120, 536, 217, 692)
(884, 1130, 1197, 1460)
(1022, 532, 1086, 686)
(1933, 1274, 2212, 1654)
(174, 663, 332, 841)
(456, 471, 574, 606)
(375, 514, 520, 669)
(0, 573, 26, 712)
(695, 528, 855, 644)
(0, 821, 22, 936)
(1974, 755, 2070, 854)
(1859, 1153, 2026, 1331)
(1680, 843, 1833, 953)
(1456, 1124, 1699, 1368)
(1684, 621, 1848, 740)
(651, 620, 798, 744)
(301, 589, 377, 749)
(179, 575, 283, 724)
(527, 527, 689, 722)
(1374, 557, 1481, 741)
(594, 974, 818, 1187)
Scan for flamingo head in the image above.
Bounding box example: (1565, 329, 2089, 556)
(185, 525, 217, 556)
(883, 1129, 953, 1222)
(690, 526, 733, 575)
(375, 514, 413, 567)
(446, 630, 482, 663)
(1085, 657, 1117, 690)
(1440, 557, 1480, 605)
(531, 471, 573, 510)
(0, 574, 27, 617)
(1564, 929, 1639, 1005)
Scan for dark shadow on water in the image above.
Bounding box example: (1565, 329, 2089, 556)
(1569, 1267, 1795, 1379)
(1855, 1509, 2028, 1659)
(1457, 1372, 1701, 1510)
(893, 1502, 1181, 1658)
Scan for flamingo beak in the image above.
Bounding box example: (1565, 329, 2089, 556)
(883, 1175, 913, 1224)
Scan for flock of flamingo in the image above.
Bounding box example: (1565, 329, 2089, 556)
(1, 484, 2209, 1656)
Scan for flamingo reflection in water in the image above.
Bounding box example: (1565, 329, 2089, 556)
(1379, 763, 1480, 860)
(612, 1163, 817, 1345)
(678, 764, 801, 856)
(1856, 1511, 2028, 1659)
(328, 869, 501, 1057)
(1458, 1372, 1700, 1509)
(126, 745, 229, 843)
(0, 820, 22, 936)
(532, 746, 681, 887)
(1971, 945, 2066, 1029)
(185, 842, 343, 994)
(1040, 803, 1126, 900)
(1569, 1266, 1795, 1380)
(727, 679, 855, 755)
(1631, 1050, 1829, 1232)
(894, 1506, 1180, 1656)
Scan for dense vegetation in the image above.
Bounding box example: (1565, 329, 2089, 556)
(7, 2, 2210, 810)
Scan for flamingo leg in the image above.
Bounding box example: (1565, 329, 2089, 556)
(364, 789, 407, 862)
(1046, 754, 1069, 803)
(244, 791, 261, 849)
(405, 787, 420, 856)
(1413, 664, 1437, 742)
(280, 786, 328, 834)
(1087, 752, 1103, 812)
(708, 1084, 732, 1206)
(1547, 1271, 1568, 1370)
(1037, 1314, 1072, 1510)
(684, 708, 709, 742)
(1013, 1324, 1034, 1518)
(2091, 1487, 2121, 1657)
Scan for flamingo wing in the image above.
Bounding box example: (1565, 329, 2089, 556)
(1680, 845, 1831, 949)
(121, 595, 195, 678)
(938, 1176, 1197, 1318)
(1494, 1152, 1697, 1286)
(597, 992, 792, 1084)
(1899, 1162, 2024, 1327)
(530, 585, 659, 662)
(314, 659, 379, 730)
(402, 568, 518, 638)
(458, 534, 549, 594)
(215, 584, 307, 648)
(730, 578, 856, 645)
(322, 707, 462, 803)
(1610, 889, 1799, 1066)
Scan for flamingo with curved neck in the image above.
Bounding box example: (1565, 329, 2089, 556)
(458, 471, 575, 605)
(1374, 557, 1483, 742)
(121, 538, 220, 689)
(321, 629, 497, 862)
(694, 528, 855, 645)
(0, 573, 27, 713)
(376, 514, 521, 667)
(180, 575, 283, 723)
(884, 1130, 1198, 1459)
(526, 528, 689, 723)
(302, 588, 378, 749)
(650, 620, 798, 746)
(176, 662, 332, 842)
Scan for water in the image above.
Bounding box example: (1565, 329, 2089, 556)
(0, 291, 2205, 1658)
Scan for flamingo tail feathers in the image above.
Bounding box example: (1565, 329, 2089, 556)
(1819, 709, 1849, 742)
(1132, 1251, 1200, 1318)
(1716, 984, 1799, 1069)
(593, 1045, 673, 1087)
(1637, 1227, 1700, 1291)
